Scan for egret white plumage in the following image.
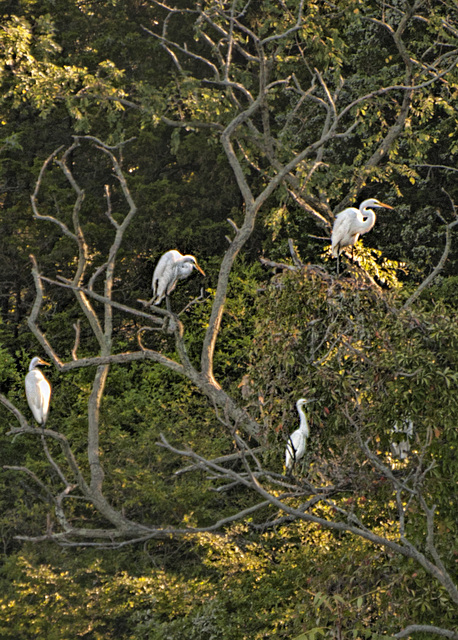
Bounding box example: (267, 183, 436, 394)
(391, 419, 414, 460)
(331, 198, 393, 272)
(25, 357, 51, 427)
(151, 249, 205, 306)
(285, 398, 313, 471)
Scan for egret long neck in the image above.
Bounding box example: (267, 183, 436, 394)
(298, 406, 310, 437)
(360, 207, 376, 232)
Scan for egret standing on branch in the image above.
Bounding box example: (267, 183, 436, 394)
(285, 398, 314, 472)
(150, 249, 206, 306)
(25, 357, 51, 427)
(331, 198, 393, 272)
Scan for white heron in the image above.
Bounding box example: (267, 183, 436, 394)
(331, 198, 393, 272)
(25, 357, 51, 427)
(150, 249, 206, 306)
(285, 398, 313, 472)
(391, 419, 414, 460)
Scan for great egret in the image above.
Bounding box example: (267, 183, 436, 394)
(285, 398, 313, 471)
(331, 198, 393, 271)
(151, 249, 205, 306)
(391, 419, 414, 460)
(25, 357, 51, 427)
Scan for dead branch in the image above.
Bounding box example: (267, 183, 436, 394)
(259, 257, 297, 271)
(394, 626, 458, 640)
(2, 20, 457, 637)
(403, 204, 458, 309)
(4, 465, 55, 503)
(71, 319, 81, 361)
(156, 431, 458, 604)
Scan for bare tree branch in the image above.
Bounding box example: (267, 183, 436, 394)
(3, 12, 457, 636)
(394, 626, 458, 640)
(403, 197, 458, 309)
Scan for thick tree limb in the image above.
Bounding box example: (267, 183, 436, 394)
(157, 429, 458, 606)
(394, 626, 458, 640)
(3, 19, 457, 639)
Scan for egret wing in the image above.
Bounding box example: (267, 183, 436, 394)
(25, 370, 51, 425)
(285, 428, 306, 469)
(331, 208, 358, 255)
(152, 250, 182, 303)
(25, 372, 41, 422)
(37, 375, 51, 425)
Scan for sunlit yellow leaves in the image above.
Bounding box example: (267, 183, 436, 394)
(0, 15, 130, 131)
(265, 205, 289, 241)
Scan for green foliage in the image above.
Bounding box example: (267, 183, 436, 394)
(0, 0, 458, 637)
(0, 14, 127, 130)
(2, 521, 448, 639)
(247, 267, 458, 544)
(1, 268, 449, 638)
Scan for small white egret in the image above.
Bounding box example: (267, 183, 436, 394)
(331, 198, 393, 272)
(391, 419, 414, 460)
(25, 357, 51, 427)
(151, 249, 206, 306)
(285, 398, 313, 472)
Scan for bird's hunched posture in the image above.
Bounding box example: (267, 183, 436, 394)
(25, 357, 51, 427)
(151, 250, 205, 306)
(331, 198, 393, 271)
(285, 398, 313, 472)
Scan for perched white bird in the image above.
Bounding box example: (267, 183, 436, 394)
(285, 398, 313, 472)
(25, 357, 51, 427)
(391, 419, 414, 460)
(151, 249, 205, 306)
(331, 198, 393, 271)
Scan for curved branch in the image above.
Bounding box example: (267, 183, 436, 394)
(156, 432, 458, 606)
(403, 215, 458, 310)
(394, 626, 458, 640)
(30, 146, 77, 242)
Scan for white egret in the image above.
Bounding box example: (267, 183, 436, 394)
(25, 357, 51, 427)
(151, 249, 206, 306)
(391, 419, 414, 460)
(285, 398, 313, 472)
(331, 198, 393, 272)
